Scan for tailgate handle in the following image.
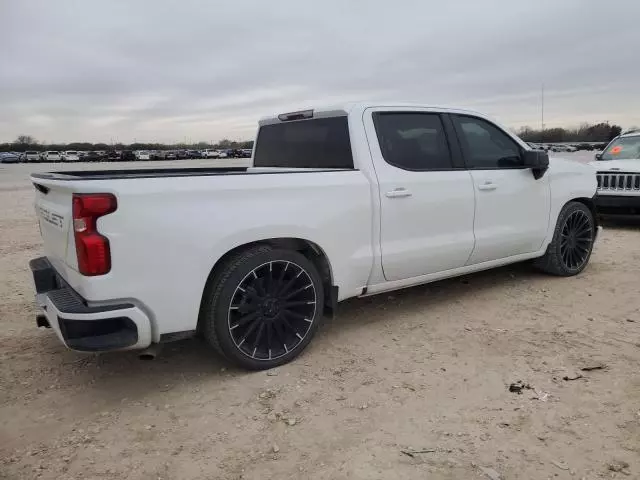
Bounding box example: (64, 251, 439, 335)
(33, 183, 50, 195)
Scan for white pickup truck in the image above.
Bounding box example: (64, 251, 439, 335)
(29, 103, 598, 369)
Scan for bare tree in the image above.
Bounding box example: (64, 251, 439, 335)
(15, 135, 36, 145)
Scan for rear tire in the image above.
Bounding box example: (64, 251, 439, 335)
(201, 245, 324, 370)
(534, 201, 595, 276)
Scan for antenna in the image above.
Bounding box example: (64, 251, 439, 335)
(541, 83, 545, 143)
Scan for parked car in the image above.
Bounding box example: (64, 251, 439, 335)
(164, 151, 177, 160)
(241, 149, 253, 158)
(28, 103, 598, 370)
(120, 150, 136, 161)
(151, 150, 168, 160)
(225, 149, 238, 158)
(227, 149, 249, 158)
(591, 129, 640, 215)
(41, 151, 61, 162)
(106, 151, 120, 161)
(0, 152, 21, 163)
(24, 151, 41, 162)
(188, 150, 203, 159)
(575, 143, 594, 151)
(61, 151, 80, 162)
(84, 151, 106, 162)
(175, 150, 191, 160)
(550, 144, 577, 153)
(202, 149, 220, 158)
(134, 150, 150, 161)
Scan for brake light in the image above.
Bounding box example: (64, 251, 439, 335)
(72, 193, 117, 276)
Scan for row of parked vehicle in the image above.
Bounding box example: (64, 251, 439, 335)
(527, 142, 607, 152)
(0, 148, 253, 163)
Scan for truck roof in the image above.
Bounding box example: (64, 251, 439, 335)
(259, 102, 486, 125)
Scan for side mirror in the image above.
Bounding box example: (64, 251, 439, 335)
(522, 149, 549, 179)
(595, 152, 602, 160)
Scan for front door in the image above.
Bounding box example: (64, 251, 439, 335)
(366, 109, 476, 281)
(451, 114, 550, 265)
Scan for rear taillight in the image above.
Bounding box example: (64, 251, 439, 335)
(72, 193, 117, 276)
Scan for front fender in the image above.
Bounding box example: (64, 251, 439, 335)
(545, 157, 597, 245)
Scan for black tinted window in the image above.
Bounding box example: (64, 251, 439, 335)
(454, 115, 522, 168)
(253, 117, 353, 168)
(372, 112, 452, 170)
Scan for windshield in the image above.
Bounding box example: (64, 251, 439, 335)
(254, 116, 353, 169)
(601, 136, 640, 160)
(26, 151, 38, 154)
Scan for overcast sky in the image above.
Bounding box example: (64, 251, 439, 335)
(2, 0, 640, 143)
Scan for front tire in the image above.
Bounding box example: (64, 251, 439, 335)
(534, 201, 595, 276)
(201, 245, 324, 370)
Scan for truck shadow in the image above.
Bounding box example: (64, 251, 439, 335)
(600, 216, 640, 231)
(328, 261, 543, 332)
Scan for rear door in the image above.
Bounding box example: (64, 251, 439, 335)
(364, 108, 476, 281)
(451, 114, 550, 264)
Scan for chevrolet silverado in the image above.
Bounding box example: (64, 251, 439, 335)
(29, 103, 598, 369)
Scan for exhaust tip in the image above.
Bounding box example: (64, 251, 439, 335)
(36, 314, 50, 328)
(138, 344, 161, 360)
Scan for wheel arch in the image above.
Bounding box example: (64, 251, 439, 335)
(543, 196, 599, 253)
(571, 196, 598, 227)
(198, 238, 337, 333)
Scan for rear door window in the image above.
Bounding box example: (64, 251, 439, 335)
(253, 117, 354, 169)
(372, 112, 453, 170)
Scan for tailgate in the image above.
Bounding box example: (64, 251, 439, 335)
(32, 180, 78, 275)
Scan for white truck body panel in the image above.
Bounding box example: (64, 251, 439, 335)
(33, 170, 373, 341)
(30, 102, 597, 355)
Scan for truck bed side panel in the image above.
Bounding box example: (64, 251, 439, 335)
(33, 171, 373, 340)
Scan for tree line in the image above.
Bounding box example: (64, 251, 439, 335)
(1, 121, 634, 153)
(1, 135, 254, 153)
(517, 122, 626, 144)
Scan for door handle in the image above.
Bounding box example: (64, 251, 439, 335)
(477, 182, 497, 191)
(385, 188, 412, 198)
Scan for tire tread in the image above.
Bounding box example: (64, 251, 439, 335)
(201, 245, 273, 360)
(534, 201, 594, 276)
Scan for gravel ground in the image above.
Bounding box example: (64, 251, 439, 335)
(1, 154, 639, 480)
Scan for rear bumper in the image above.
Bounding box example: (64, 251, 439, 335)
(29, 257, 152, 352)
(595, 194, 640, 215)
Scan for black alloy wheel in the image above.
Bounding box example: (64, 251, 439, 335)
(559, 209, 593, 270)
(534, 201, 595, 276)
(201, 245, 325, 369)
(228, 260, 317, 361)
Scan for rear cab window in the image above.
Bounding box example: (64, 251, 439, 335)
(253, 116, 354, 169)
